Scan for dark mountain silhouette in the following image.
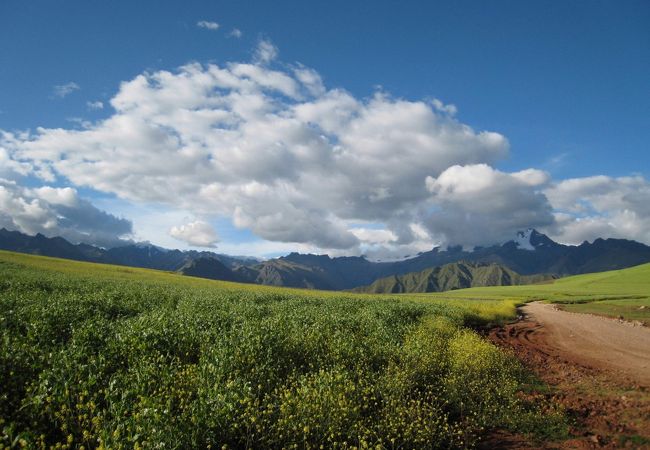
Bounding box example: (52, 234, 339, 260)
(0, 228, 98, 261)
(178, 257, 242, 282)
(0, 228, 257, 272)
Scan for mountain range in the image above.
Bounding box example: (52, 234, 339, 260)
(2, 227, 650, 292)
(0, 228, 259, 271)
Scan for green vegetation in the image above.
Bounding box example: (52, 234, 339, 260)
(557, 298, 649, 325)
(0, 251, 560, 449)
(618, 434, 650, 448)
(351, 261, 555, 294)
(413, 262, 650, 324)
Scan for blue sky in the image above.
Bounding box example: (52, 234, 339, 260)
(1, 1, 649, 257)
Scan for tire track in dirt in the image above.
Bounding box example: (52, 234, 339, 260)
(487, 303, 650, 449)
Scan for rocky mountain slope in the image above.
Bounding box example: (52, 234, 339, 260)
(351, 261, 556, 294)
(178, 257, 244, 282)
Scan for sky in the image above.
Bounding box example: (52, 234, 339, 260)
(1, 0, 649, 258)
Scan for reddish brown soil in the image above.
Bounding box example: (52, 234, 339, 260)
(484, 303, 650, 449)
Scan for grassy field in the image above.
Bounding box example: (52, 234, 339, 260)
(418, 262, 650, 325)
(0, 250, 564, 449)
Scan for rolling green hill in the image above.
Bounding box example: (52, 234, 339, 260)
(411, 262, 650, 324)
(352, 261, 556, 294)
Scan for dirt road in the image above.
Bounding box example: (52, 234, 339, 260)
(519, 302, 650, 386)
(488, 302, 650, 448)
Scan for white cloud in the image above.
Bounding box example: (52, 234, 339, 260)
(0, 145, 32, 179)
(87, 101, 104, 110)
(4, 46, 649, 254)
(254, 38, 278, 64)
(424, 164, 554, 248)
(0, 180, 132, 247)
(350, 227, 398, 245)
(544, 175, 650, 245)
(229, 28, 243, 38)
(197, 20, 219, 30)
(52, 82, 80, 98)
(217, 239, 316, 259)
(511, 168, 551, 186)
(431, 98, 457, 116)
(32, 186, 79, 207)
(169, 220, 219, 248)
(293, 65, 325, 96)
(2, 57, 512, 251)
(66, 117, 93, 129)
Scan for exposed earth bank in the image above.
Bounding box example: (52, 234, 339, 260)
(486, 302, 650, 449)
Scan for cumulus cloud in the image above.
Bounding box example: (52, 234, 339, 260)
(350, 227, 398, 245)
(1, 56, 513, 252)
(0, 180, 132, 247)
(424, 164, 554, 248)
(3, 47, 647, 254)
(229, 28, 243, 38)
(169, 220, 219, 247)
(431, 99, 457, 116)
(197, 20, 219, 30)
(254, 38, 278, 64)
(544, 175, 650, 245)
(293, 65, 325, 96)
(52, 82, 80, 98)
(0, 146, 31, 179)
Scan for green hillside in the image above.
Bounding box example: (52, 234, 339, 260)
(237, 258, 336, 289)
(0, 250, 561, 449)
(352, 261, 555, 294)
(412, 262, 650, 324)
(178, 257, 243, 282)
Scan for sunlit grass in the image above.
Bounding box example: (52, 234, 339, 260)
(418, 262, 650, 323)
(0, 250, 564, 449)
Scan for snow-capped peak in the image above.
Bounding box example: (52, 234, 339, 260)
(133, 242, 168, 252)
(514, 228, 535, 251)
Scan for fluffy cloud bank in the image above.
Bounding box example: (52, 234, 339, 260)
(545, 175, 650, 245)
(425, 164, 554, 248)
(1, 42, 648, 254)
(170, 220, 219, 247)
(0, 179, 132, 247)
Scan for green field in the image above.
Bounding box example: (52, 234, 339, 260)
(0, 250, 570, 449)
(1, 251, 648, 449)
(416, 262, 650, 325)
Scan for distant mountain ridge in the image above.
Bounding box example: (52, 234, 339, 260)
(178, 257, 244, 282)
(2, 227, 650, 291)
(0, 228, 258, 272)
(250, 229, 650, 289)
(351, 261, 556, 294)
